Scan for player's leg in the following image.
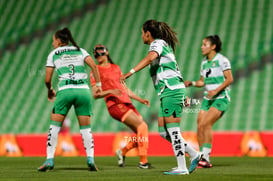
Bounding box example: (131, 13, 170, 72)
(75, 89, 97, 171)
(122, 109, 150, 168)
(77, 116, 97, 171)
(109, 103, 150, 168)
(116, 139, 137, 167)
(158, 117, 172, 142)
(159, 94, 188, 175)
(197, 110, 207, 152)
(199, 98, 229, 168)
(38, 90, 71, 172)
(37, 113, 65, 171)
(159, 114, 200, 169)
(198, 107, 221, 168)
(114, 110, 141, 167)
(163, 115, 189, 175)
(108, 104, 138, 166)
(163, 116, 202, 174)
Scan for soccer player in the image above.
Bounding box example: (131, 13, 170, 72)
(38, 27, 102, 172)
(120, 20, 202, 175)
(184, 35, 233, 168)
(90, 44, 151, 168)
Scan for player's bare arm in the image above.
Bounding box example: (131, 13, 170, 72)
(120, 51, 158, 82)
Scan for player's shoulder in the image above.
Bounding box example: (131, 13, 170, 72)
(216, 53, 230, 62)
(151, 39, 167, 46)
(47, 48, 58, 59)
(80, 47, 88, 53)
(111, 63, 121, 71)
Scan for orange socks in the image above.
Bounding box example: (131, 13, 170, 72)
(122, 138, 137, 156)
(137, 122, 149, 164)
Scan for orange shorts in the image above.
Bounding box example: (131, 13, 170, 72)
(108, 103, 141, 122)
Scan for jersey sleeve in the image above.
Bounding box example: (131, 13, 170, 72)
(80, 48, 90, 60)
(46, 52, 55, 67)
(90, 71, 96, 86)
(149, 40, 163, 56)
(220, 57, 231, 71)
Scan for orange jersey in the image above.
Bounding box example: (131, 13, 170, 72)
(90, 64, 132, 108)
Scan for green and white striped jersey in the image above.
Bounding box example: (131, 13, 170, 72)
(46, 45, 90, 91)
(200, 53, 231, 100)
(149, 39, 185, 96)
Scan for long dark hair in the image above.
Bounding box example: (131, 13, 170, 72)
(106, 53, 114, 64)
(142, 20, 179, 52)
(55, 27, 80, 50)
(205, 35, 222, 52)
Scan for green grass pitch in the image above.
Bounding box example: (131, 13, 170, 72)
(0, 156, 272, 181)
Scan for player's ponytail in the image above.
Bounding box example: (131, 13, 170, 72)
(142, 20, 179, 52)
(158, 22, 179, 53)
(55, 27, 80, 50)
(205, 35, 222, 52)
(107, 55, 114, 64)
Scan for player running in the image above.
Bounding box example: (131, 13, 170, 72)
(90, 44, 151, 169)
(184, 35, 233, 168)
(121, 20, 202, 175)
(38, 27, 101, 172)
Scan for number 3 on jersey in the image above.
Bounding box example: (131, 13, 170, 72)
(68, 64, 75, 79)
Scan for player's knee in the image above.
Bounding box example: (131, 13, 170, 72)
(200, 120, 212, 131)
(137, 121, 148, 131)
(142, 121, 148, 131)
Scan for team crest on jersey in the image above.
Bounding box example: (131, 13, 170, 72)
(212, 61, 216, 67)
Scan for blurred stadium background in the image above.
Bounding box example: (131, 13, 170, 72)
(0, 0, 272, 157)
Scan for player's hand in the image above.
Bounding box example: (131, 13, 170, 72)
(140, 99, 150, 107)
(206, 90, 218, 99)
(184, 80, 192, 87)
(95, 86, 102, 94)
(111, 89, 123, 96)
(120, 72, 132, 84)
(120, 75, 126, 84)
(48, 89, 56, 102)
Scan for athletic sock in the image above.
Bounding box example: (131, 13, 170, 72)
(158, 126, 171, 142)
(184, 141, 198, 159)
(122, 139, 137, 155)
(166, 123, 187, 171)
(159, 126, 197, 158)
(47, 120, 62, 159)
(80, 125, 94, 158)
(203, 143, 212, 162)
(137, 122, 149, 164)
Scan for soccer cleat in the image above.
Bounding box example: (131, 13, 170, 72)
(163, 168, 189, 175)
(87, 157, 98, 171)
(138, 162, 152, 169)
(189, 152, 203, 173)
(115, 149, 125, 167)
(197, 158, 212, 168)
(37, 158, 54, 172)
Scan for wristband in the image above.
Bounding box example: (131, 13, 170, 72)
(192, 81, 196, 86)
(129, 68, 136, 74)
(96, 82, 102, 87)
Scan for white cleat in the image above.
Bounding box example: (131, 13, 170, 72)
(115, 149, 125, 167)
